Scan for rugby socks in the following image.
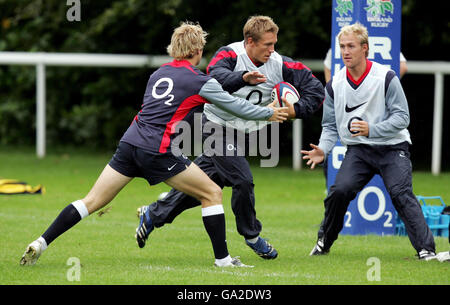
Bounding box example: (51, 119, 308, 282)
(201, 205, 229, 264)
(41, 200, 89, 247)
(246, 237, 259, 244)
(36, 236, 48, 251)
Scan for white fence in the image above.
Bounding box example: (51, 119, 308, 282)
(0, 52, 448, 174)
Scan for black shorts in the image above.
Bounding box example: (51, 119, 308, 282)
(108, 141, 192, 185)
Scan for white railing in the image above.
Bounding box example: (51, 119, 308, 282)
(0, 52, 448, 174)
(404, 61, 449, 176)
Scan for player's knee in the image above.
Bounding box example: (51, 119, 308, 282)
(389, 184, 412, 201)
(209, 184, 223, 204)
(329, 184, 354, 201)
(200, 184, 222, 206)
(233, 179, 254, 191)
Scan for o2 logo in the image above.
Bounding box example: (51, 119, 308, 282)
(246, 89, 263, 105)
(152, 77, 174, 106)
(344, 185, 394, 229)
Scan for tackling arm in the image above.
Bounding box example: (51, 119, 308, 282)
(318, 82, 339, 157)
(206, 46, 247, 93)
(281, 56, 325, 119)
(199, 78, 276, 121)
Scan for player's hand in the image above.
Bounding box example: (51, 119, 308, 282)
(267, 100, 289, 122)
(301, 143, 324, 169)
(243, 71, 267, 85)
(350, 120, 369, 137)
(280, 97, 296, 119)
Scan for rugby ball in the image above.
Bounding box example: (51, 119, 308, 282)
(271, 81, 300, 107)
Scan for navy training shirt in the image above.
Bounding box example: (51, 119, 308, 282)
(120, 60, 210, 154)
(121, 59, 273, 154)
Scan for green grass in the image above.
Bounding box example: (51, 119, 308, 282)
(0, 148, 449, 285)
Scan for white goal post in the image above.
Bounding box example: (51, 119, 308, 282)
(0, 52, 448, 174)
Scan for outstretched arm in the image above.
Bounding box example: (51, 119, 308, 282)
(301, 143, 325, 170)
(199, 78, 288, 122)
(282, 56, 325, 119)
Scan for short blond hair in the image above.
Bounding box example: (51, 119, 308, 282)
(243, 15, 279, 43)
(338, 22, 369, 57)
(167, 21, 208, 60)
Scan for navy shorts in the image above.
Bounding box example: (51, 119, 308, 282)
(108, 141, 192, 185)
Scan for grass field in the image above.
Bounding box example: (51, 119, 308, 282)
(0, 147, 449, 285)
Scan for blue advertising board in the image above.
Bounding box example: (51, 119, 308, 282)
(328, 0, 402, 235)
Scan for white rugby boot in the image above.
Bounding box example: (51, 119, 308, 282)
(214, 256, 254, 268)
(418, 249, 436, 261)
(20, 238, 46, 266)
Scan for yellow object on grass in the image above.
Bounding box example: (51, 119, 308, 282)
(0, 179, 45, 194)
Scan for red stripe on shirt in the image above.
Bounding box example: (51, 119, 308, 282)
(347, 59, 373, 86)
(206, 50, 237, 74)
(158, 94, 209, 153)
(131, 106, 144, 126)
(284, 60, 318, 78)
(162, 59, 198, 75)
(283, 61, 311, 71)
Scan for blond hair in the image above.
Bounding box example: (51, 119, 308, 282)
(167, 21, 208, 60)
(243, 15, 279, 43)
(338, 22, 369, 57)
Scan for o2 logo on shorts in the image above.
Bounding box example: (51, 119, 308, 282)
(152, 77, 174, 106)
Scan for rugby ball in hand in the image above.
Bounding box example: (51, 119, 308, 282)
(271, 81, 300, 107)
